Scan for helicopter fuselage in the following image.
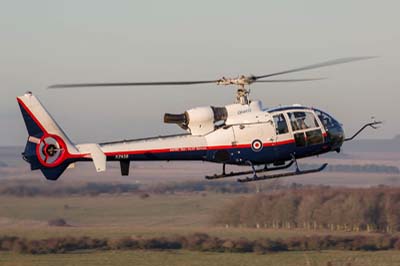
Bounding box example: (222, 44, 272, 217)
(19, 57, 378, 180)
(98, 102, 344, 166)
(18, 93, 345, 180)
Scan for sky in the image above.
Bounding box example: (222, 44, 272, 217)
(1, 0, 399, 146)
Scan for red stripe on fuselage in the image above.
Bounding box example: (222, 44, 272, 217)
(104, 139, 296, 157)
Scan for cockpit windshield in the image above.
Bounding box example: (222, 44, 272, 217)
(313, 108, 344, 150)
(314, 109, 341, 130)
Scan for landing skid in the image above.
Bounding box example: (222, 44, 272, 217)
(237, 163, 328, 183)
(205, 160, 295, 180)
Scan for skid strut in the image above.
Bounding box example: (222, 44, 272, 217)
(237, 163, 328, 183)
(205, 160, 295, 180)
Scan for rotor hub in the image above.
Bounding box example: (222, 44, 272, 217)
(216, 75, 256, 86)
(215, 75, 255, 104)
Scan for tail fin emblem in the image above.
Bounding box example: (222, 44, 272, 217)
(36, 135, 66, 167)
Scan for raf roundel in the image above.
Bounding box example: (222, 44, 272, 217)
(251, 139, 263, 152)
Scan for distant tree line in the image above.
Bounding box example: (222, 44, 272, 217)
(1, 179, 399, 198)
(0, 181, 253, 197)
(0, 182, 141, 197)
(301, 163, 399, 174)
(214, 187, 400, 233)
(1, 233, 400, 254)
(144, 181, 251, 194)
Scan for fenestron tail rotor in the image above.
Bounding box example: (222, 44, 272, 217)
(48, 56, 376, 104)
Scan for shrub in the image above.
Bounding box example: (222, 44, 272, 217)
(231, 238, 254, 253)
(1, 233, 400, 254)
(393, 238, 400, 250)
(139, 193, 150, 199)
(48, 218, 68, 227)
(182, 233, 210, 250)
(254, 238, 287, 252)
(108, 237, 139, 250)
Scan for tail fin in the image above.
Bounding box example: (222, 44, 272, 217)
(17, 92, 83, 180)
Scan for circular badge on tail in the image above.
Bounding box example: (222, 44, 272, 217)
(36, 135, 66, 167)
(251, 139, 263, 152)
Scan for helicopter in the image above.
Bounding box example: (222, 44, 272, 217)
(17, 57, 382, 182)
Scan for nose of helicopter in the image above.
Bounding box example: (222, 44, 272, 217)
(327, 120, 345, 152)
(316, 109, 345, 152)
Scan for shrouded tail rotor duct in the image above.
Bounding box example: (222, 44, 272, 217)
(164, 106, 228, 135)
(36, 135, 66, 167)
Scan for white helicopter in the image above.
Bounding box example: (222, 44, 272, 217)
(17, 57, 381, 181)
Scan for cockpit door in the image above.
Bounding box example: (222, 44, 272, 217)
(287, 111, 324, 148)
(272, 113, 293, 160)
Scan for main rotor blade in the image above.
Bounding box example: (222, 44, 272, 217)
(48, 80, 217, 89)
(254, 56, 376, 80)
(255, 78, 326, 83)
(48, 56, 375, 89)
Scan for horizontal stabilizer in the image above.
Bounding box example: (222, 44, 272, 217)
(76, 144, 106, 172)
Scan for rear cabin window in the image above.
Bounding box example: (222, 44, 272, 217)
(273, 114, 289, 135)
(288, 112, 319, 131)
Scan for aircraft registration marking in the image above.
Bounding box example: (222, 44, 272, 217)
(115, 154, 129, 159)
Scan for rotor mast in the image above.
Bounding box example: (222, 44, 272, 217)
(216, 75, 256, 105)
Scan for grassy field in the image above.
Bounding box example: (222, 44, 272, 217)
(0, 194, 225, 226)
(0, 194, 385, 240)
(0, 193, 238, 239)
(2, 250, 400, 266)
(1, 193, 399, 265)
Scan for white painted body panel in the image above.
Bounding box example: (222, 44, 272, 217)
(18, 93, 79, 154)
(100, 134, 207, 155)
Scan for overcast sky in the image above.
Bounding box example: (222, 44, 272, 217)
(1, 0, 399, 146)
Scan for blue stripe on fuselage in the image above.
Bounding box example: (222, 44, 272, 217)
(104, 142, 332, 165)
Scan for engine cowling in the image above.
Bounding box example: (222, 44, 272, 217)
(164, 101, 264, 136)
(164, 106, 227, 135)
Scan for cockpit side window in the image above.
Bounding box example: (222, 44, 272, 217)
(273, 114, 289, 135)
(288, 112, 319, 131)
